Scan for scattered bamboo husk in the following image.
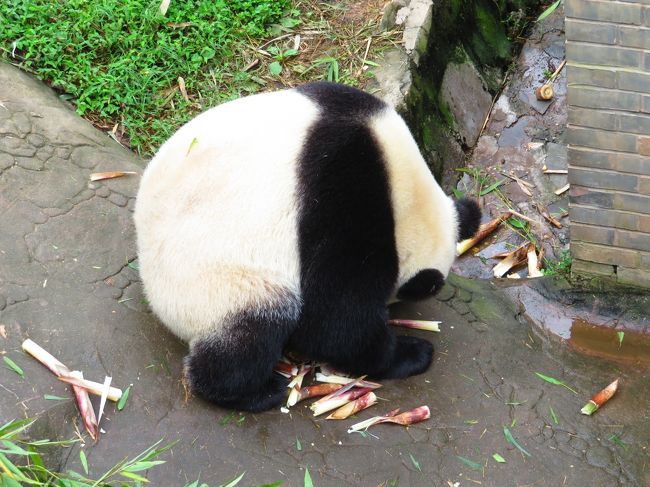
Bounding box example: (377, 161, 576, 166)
(96, 376, 112, 425)
(295, 383, 343, 403)
(527, 245, 544, 278)
(536, 202, 562, 229)
(89, 171, 137, 181)
(457, 212, 512, 256)
(310, 376, 368, 415)
(274, 361, 298, 378)
(70, 371, 98, 442)
(581, 378, 619, 415)
(554, 183, 570, 195)
(287, 365, 310, 407)
(58, 375, 123, 402)
(311, 387, 373, 416)
(347, 405, 431, 433)
(493, 243, 530, 278)
(535, 84, 554, 101)
(159, 0, 170, 15)
(388, 319, 440, 332)
(543, 169, 568, 174)
(22, 339, 123, 401)
(314, 373, 382, 389)
(327, 391, 377, 420)
(178, 76, 189, 102)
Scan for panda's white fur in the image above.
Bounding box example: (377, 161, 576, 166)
(135, 90, 315, 342)
(134, 82, 479, 412)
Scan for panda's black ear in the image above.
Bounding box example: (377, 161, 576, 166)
(455, 198, 481, 241)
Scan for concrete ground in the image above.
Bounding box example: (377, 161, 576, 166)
(1, 62, 649, 487)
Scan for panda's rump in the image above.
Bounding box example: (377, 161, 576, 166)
(134, 90, 319, 342)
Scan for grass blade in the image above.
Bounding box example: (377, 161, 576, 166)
(409, 453, 421, 472)
(3, 357, 24, 378)
(304, 468, 313, 487)
(457, 456, 482, 470)
(492, 453, 506, 463)
(549, 406, 559, 425)
(537, 0, 561, 22)
(44, 394, 68, 401)
(222, 472, 245, 487)
(80, 449, 89, 475)
(479, 179, 505, 196)
(503, 426, 531, 457)
(535, 372, 578, 394)
(117, 385, 131, 411)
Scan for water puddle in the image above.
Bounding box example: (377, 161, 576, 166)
(570, 319, 650, 366)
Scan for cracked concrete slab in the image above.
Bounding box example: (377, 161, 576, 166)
(1, 61, 649, 486)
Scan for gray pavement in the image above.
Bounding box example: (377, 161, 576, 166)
(1, 62, 649, 487)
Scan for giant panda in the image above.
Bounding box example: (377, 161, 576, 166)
(134, 82, 481, 412)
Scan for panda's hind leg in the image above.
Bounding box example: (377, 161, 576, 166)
(183, 307, 295, 413)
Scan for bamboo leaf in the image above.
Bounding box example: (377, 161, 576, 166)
(503, 426, 531, 457)
(549, 406, 559, 425)
(304, 468, 313, 487)
(222, 472, 245, 487)
(44, 394, 68, 401)
(123, 461, 166, 473)
(409, 453, 421, 472)
(117, 385, 131, 411)
(457, 456, 482, 470)
(3, 357, 24, 378)
(1, 474, 23, 487)
(508, 217, 527, 229)
(617, 331, 625, 348)
(535, 372, 578, 394)
(80, 450, 89, 475)
(120, 471, 149, 482)
(537, 0, 561, 22)
(492, 453, 506, 463)
(479, 179, 506, 196)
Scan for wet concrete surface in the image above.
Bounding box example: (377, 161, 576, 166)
(1, 51, 650, 486)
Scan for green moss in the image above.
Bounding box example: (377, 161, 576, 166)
(471, 0, 511, 65)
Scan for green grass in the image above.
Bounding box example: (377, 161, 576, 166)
(0, 0, 290, 154)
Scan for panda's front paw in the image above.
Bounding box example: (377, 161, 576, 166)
(379, 335, 433, 379)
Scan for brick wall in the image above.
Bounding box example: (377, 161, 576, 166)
(566, 0, 650, 288)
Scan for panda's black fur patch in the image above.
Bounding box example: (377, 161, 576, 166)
(396, 268, 446, 301)
(288, 82, 433, 380)
(184, 306, 295, 412)
(455, 198, 482, 241)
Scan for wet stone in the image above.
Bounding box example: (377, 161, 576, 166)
(0, 136, 37, 157)
(27, 133, 46, 148)
(585, 446, 613, 469)
(127, 198, 136, 212)
(0, 153, 13, 170)
(0, 294, 5, 310)
(457, 288, 472, 302)
(70, 189, 95, 205)
(54, 146, 71, 160)
(95, 185, 110, 197)
(569, 435, 588, 454)
(36, 146, 53, 161)
(12, 112, 32, 135)
(105, 272, 130, 289)
(92, 282, 123, 300)
(450, 299, 471, 315)
(16, 156, 44, 171)
(42, 207, 67, 217)
(108, 192, 128, 207)
(435, 283, 455, 301)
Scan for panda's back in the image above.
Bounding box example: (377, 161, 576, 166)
(134, 90, 320, 341)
